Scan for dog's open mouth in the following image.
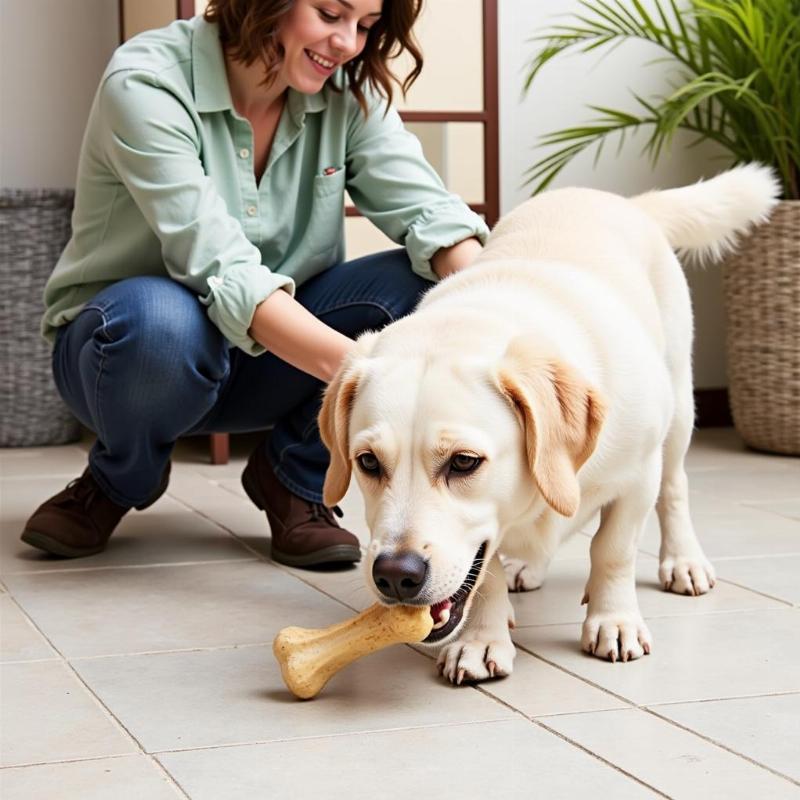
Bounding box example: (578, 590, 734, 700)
(423, 542, 487, 644)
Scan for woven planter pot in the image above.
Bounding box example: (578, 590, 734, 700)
(722, 200, 800, 455)
(0, 189, 81, 447)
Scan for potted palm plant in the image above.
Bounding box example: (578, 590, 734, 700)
(523, 0, 800, 455)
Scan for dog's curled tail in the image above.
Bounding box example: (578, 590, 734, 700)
(631, 163, 781, 264)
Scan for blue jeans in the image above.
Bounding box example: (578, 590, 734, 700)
(52, 249, 431, 508)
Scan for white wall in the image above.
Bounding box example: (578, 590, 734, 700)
(499, 0, 732, 389)
(0, 0, 119, 189)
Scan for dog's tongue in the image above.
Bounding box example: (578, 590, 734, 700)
(430, 599, 453, 624)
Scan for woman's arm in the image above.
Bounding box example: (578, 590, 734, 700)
(344, 95, 489, 282)
(431, 237, 484, 280)
(248, 290, 355, 382)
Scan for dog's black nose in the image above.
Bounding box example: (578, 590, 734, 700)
(372, 552, 428, 601)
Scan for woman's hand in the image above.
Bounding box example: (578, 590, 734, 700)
(248, 290, 356, 383)
(431, 237, 484, 280)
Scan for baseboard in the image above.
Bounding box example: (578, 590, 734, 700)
(694, 388, 733, 428)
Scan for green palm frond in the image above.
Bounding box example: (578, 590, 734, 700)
(523, 0, 800, 198)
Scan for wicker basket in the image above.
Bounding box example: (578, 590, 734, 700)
(0, 189, 81, 447)
(722, 200, 800, 455)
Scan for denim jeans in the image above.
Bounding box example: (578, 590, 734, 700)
(52, 249, 431, 508)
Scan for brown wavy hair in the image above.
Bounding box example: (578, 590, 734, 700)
(203, 0, 424, 113)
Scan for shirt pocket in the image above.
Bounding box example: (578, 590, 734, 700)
(307, 168, 346, 257)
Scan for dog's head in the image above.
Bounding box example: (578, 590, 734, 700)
(319, 330, 605, 645)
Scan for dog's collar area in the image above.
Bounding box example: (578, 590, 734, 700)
(423, 541, 487, 643)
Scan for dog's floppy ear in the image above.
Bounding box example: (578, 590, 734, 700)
(495, 337, 606, 517)
(318, 332, 377, 507)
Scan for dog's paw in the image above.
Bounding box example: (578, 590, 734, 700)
(659, 554, 716, 596)
(501, 556, 545, 593)
(581, 612, 652, 662)
(436, 636, 516, 685)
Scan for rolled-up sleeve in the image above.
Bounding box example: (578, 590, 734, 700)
(99, 70, 294, 354)
(344, 94, 489, 281)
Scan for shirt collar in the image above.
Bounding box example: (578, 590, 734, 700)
(192, 17, 328, 118)
(192, 18, 233, 112)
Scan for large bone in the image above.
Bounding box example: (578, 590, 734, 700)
(273, 602, 433, 699)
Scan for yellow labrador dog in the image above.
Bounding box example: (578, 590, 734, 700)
(320, 165, 778, 684)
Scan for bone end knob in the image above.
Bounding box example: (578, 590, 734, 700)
(273, 602, 433, 700)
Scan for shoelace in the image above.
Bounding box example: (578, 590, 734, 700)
(53, 474, 99, 511)
(307, 503, 344, 524)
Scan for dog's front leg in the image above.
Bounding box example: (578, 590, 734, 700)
(436, 553, 516, 684)
(582, 470, 657, 662)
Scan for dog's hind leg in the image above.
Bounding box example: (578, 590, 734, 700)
(499, 519, 563, 592)
(656, 368, 716, 596)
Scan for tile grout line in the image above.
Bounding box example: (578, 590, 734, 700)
(468, 683, 670, 798)
(2, 593, 189, 798)
(0, 751, 192, 799)
(712, 553, 800, 561)
(2, 557, 259, 577)
(532, 718, 672, 798)
(509, 600, 797, 632)
(512, 642, 800, 787)
(642, 705, 800, 788)
(149, 718, 514, 757)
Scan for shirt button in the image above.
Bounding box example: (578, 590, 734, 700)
(246, 205, 257, 217)
(239, 147, 250, 159)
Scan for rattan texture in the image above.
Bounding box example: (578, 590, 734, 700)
(723, 200, 800, 455)
(0, 189, 81, 447)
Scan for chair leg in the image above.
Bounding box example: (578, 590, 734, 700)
(209, 433, 230, 465)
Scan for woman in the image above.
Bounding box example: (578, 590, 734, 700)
(22, 0, 488, 568)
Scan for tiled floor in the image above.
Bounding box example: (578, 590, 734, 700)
(1, 429, 798, 799)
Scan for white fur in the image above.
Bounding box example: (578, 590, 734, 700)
(325, 166, 778, 684)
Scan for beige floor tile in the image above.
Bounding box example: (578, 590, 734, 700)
(0, 661, 136, 767)
(683, 429, 798, 473)
(655, 693, 800, 783)
(3, 560, 355, 658)
(638, 504, 800, 559)
(0, 595, 57, 662)
(542, 708, 799, 798)
(1, 477, 258, 575)
(513, 608, 800, 705)
(163, 470, 278, 558)
(282, 561, 375, 611)
(746, 498, 800, 523)
(686, 469, 799, 505)
(73, 645, 513, 752)
(480, 648, 628, 717)
(0, 755, 181, 800)
(0, 444, 89, 479)
(509, 554, 782, 629)
(714, 555, 800, 605)
(157, 718, 655, 799)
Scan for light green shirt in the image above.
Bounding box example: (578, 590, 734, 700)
(43, 16, 489, 354)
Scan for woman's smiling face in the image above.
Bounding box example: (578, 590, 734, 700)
(277, 0, 383, 93)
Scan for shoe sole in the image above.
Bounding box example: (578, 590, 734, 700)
(241, 464, 361, 568)
(20, 529, 106, 559)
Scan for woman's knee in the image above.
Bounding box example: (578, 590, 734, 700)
(76, 277, 229, 416)
(92, 277, 226, 373)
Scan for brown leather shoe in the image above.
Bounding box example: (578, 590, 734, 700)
(20, 464, 171, 558)
(241, 445, 361, 568)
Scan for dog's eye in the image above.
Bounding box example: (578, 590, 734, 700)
(449, 454, 482, 474)
(356, 452, 381, 475)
